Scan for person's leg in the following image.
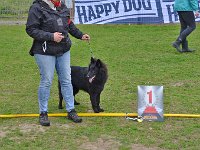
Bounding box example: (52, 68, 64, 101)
(178, 11, 187, 41)
(34, 54, 55, 126)
(172, 11, 184, 52)
(179, 11, 196, 41)
(176, 12, 191, 52)
(173, 11, 196, 52)
(56, 51, 82, 123)
(56, 51, 74, 112)
(180, 11, 196, 52)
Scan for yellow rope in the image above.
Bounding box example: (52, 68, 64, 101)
(0, 113, 199, 118)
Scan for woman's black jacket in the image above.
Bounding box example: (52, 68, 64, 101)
(26, 0, 83, 56)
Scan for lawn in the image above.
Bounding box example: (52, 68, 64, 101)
(0, 24, 200, 150)
(0, 0, 32, 19)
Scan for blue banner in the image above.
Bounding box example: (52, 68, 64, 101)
(74, 0, 200, 24)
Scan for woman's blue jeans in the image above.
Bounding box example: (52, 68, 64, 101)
(34, 51, 74, 113)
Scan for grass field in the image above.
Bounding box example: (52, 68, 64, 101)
(0, 24, 200, 150)
(0, 0, 32, 19)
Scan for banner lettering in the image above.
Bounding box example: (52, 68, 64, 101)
(74, 0, 200, 24)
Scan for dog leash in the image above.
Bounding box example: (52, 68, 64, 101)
(125, 113, 143, 123)
(88, 41, 94, 58)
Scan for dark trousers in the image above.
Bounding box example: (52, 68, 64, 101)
(177, 11, 196, 42)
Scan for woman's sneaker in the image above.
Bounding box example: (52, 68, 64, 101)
(68, 109, 82, 123)
(39, 112, 50, 126)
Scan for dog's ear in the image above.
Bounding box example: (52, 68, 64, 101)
(91, 57, 95, 63)
(96, 59, 102, 68)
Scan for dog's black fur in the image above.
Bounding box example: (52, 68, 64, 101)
(58, 57, 108, 113)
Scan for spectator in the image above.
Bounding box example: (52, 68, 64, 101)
(26, 0, 90, 126)
(172, 0, 199, 52)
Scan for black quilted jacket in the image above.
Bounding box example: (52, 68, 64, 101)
(26, 0, 83, 56)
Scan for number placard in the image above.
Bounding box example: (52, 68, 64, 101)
(137, 86, 164, 122)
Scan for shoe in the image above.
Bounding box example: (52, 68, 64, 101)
(39, 111, 50, 126)
(172, 40, 182, 52)
(68, 109, 82, 123)
(182, 48, 195, 52)
(182, 40, 195, 52)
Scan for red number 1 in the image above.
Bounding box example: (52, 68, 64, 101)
(147, 90, 152, 104)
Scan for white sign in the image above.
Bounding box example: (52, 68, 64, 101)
(138, 85, 164, 121)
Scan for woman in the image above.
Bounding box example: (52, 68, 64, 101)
(26, 0, 90, 126)
(172, 0, 199, 53)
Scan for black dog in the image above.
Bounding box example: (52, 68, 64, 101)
(58, 57, 108, 113)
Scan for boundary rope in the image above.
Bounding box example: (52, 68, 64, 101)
(0, 113, 200, 118)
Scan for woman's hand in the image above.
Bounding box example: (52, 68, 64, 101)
(195, 11, 199, 18)
(54, 32, 64, 43)
(82, 34, 90, 41)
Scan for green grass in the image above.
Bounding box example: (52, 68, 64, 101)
(0, 24, 200, 150)
(0, 0, 32, 19)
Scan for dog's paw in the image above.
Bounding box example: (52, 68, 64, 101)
(99, 108, 104, 112)
(93, 108, 100, 113)
(93, 107, 104, 113)
(94, 111, 100, 113)
(58, 105, 63, 109)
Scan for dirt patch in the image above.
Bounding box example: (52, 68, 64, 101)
(18, 123, 72, 134)
(0, 131, 8, 138)
(79, 135, 121, 150)
(18, 123, 47, 134)
(170, 82, 184, 87)
(53, 123, 71, 129)
(79, 136, 164, 150)
(164, 124, 172, 130)
(0, 127, 9, 138)
(131, 144, 164, 150)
